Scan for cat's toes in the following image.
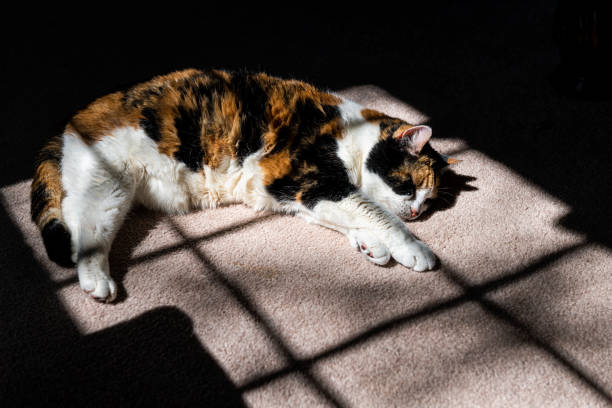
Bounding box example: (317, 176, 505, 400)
(359, 241, 391, 265)
(79, 266, 117, 303)
(391, 239, 437, 272)
(348, 230, 391, 265)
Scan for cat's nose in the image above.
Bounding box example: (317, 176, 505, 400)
(410, 208, 419, 218)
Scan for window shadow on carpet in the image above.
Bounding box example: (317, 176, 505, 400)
(232, 242, 612, 406)
(0, 209, 246, 407)
(3, 201, 610, 407)
(6, 306, 246, 407)
(3, 4, 612, 405)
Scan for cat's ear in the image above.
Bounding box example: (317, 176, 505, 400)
(441, 153, 462, 165)
(394, 125, 432, 156)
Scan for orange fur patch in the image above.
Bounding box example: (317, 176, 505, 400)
(31, 136, 65, 226)
(361, 108, 390, 122)
(69, 92, 140, 144)
(390, 156, 436, 190)
(260, 150, 293, 185)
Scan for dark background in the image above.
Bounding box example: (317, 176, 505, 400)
(3, 2, 610, 245)
(2, 2, 611, 405)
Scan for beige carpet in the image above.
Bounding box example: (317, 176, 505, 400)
(2, 88, 611, 407)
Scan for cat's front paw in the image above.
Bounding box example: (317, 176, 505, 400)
(347, 230, 391, 265)
(390, 239, 437, 272)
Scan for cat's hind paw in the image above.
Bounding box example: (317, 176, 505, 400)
(80, 271, 117, 302)
(348, 230, 391, 265)
(78, 255, 117, 303)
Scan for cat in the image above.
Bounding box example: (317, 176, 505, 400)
(31, 69, 459, 302)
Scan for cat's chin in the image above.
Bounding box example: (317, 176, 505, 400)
(400, 208, 430, 221)
(399, 213, 421, 222)
(400, 202, 431, 221)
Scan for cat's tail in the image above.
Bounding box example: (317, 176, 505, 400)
(30, 135, 74, 267)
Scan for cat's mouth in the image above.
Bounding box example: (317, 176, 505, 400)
(404, 211, 422, 221)
(400, 200, 431, 221)
(400, 209, 422, 221)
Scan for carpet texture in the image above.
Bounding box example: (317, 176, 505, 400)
(1, 87, 611, 407)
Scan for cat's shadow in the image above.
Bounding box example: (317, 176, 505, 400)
(412, 169, 478, 223)
(110, 206, 165, 303)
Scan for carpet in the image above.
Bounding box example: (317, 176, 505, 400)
(1, 86, 611, 407)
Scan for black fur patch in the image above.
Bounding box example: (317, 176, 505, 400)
(42, 219, 74, 267)
(366, 137, 416, 196)
(265, 100, 356, 208)
(298, 134, 357, 208)
(266, 177, 300, 202)
(266, 123, 356, 210)
(420, 143, 448, 172)
(139, 86, 164, 104)
(122, 86, 164, 108)
(270, 99, 338, 156)
(230, 72, 267, 164)
(174, 105, 204, 171)
(173, 72, 228, 170)
(140, 107, 162, 142)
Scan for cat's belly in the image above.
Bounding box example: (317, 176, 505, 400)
(112, 127, 281, 214)
(66, 126, 287, 215)
(195, 149, 287, 213)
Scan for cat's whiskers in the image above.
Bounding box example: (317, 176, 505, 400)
(435, 191, 454, 205)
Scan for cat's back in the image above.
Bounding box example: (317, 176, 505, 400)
(66, 69, 214, 147)
(66, 68, 343, 168)
(60, 69, 349, 211)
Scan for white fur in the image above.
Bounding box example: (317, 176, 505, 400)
(62, 130, 137, 301)
(336, 98, 380, 187)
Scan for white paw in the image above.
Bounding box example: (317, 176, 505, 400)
(390, 239, 437, 272)
(78, 255, 117, 302)
(348, 230, 391, 265)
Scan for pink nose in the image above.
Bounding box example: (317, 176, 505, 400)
(410, 208, 419, 218)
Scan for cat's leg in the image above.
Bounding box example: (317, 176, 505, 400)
(302, 192, 436, 271)
(297, 213, 391, 265)
(71, 181, 134, 302)
(61, 133, 137, 302)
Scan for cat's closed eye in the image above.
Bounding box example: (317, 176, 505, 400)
(397, 185, 415, 198)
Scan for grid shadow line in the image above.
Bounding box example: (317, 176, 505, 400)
(238, 242, 612, 406)
(444, 259, 612, 405)
(51, 211, 608, 405)
(51, 213, 277, 291)
(168, 219, 350, 408)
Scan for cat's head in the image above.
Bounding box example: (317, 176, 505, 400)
(362, 112, 459, 220)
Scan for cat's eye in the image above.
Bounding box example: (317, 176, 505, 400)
(390, 180, 414, 197)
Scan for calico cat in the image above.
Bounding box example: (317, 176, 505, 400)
(31, 69, 458, 302)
